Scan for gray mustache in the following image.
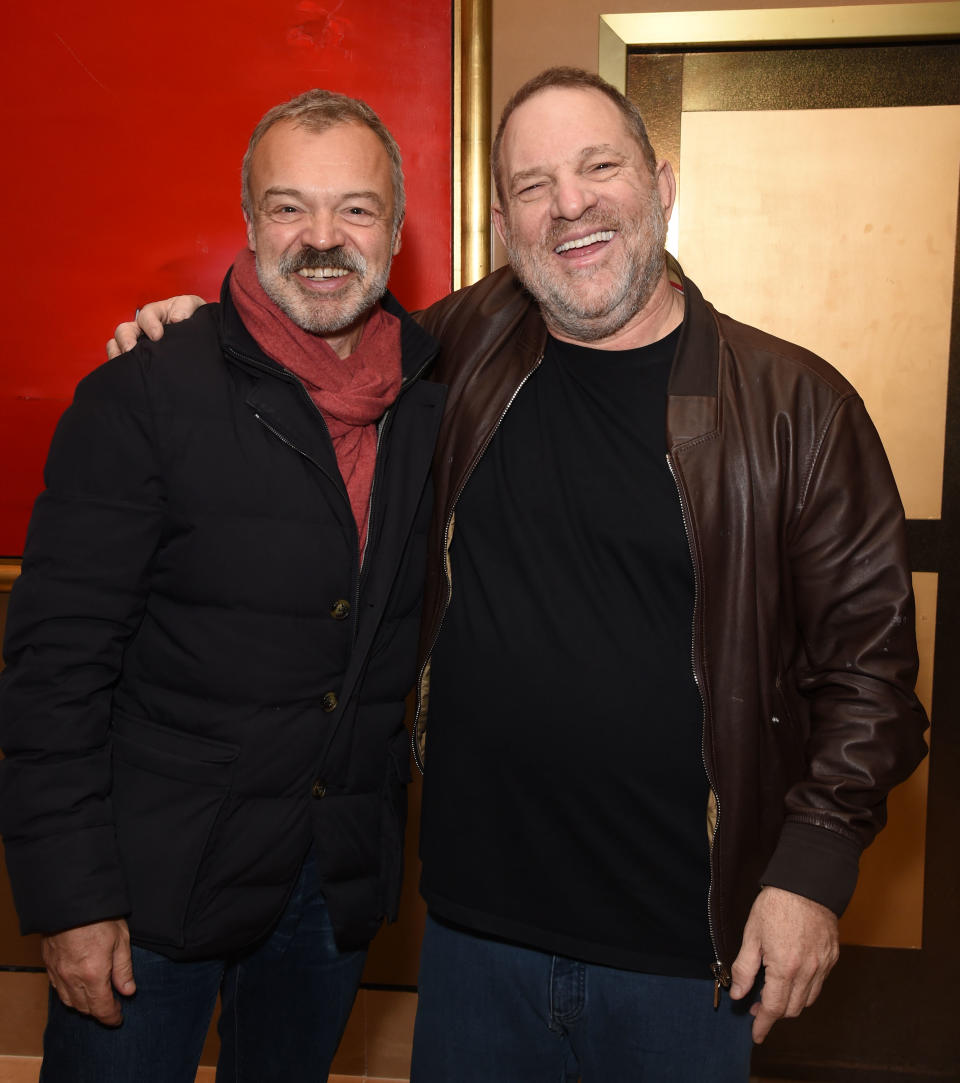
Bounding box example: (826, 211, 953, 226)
(277, 247, 366, 276)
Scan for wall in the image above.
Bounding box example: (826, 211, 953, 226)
(492, 0, 930, 124)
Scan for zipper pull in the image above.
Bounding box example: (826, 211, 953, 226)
(711, 962, 731, 1009)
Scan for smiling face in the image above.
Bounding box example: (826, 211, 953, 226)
(244, 118, 402, 357)
(492, 86, 676, 347)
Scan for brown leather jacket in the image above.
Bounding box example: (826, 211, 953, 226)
(413, 260, 928, 981)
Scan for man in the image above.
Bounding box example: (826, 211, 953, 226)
(109, 68, 928, 1081)
(0, 89, 445, 1083)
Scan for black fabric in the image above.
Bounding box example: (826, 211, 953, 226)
(421, 328, 715, 977)
(0, 281, 446, 958)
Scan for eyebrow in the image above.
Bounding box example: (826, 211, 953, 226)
(260, 187, 387, 211)
(508, 144, 627, 187)
(578, 144, 626, 162)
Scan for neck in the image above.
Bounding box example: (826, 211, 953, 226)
(546, 272, 684, 352)
(322, 310, 373, 359)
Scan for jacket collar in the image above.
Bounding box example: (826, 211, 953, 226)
(665, 254, 720, 400)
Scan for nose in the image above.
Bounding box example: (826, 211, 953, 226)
(551, 175, 599, 221)
(299, 210, 346, 251)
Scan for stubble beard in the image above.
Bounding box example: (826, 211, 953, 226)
(256, 245, 391, 336)
(503, 188, 668, 343)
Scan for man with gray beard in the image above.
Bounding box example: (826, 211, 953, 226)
(106, 67, 926, 1081)
(408, 67, 925, 1080)
(0, 88, 445, 1083)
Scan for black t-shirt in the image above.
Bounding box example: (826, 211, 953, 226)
(420, 327, 715, 977)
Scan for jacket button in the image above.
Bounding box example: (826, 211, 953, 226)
(322, 691, 338, 712)
(330, 599, 351, 620)
(312, 780, 326, 799)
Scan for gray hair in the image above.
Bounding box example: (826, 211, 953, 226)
(492, 67, 657, 204)
(241, 89, 405, 229)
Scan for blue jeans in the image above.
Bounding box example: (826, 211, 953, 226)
(411, 914, 756, 1083)
(40, 855, 367, 1083)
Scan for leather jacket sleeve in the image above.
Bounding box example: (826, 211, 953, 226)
(759, 392, 928, 914)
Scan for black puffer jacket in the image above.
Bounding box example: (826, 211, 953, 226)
(0, 277, 445, 958)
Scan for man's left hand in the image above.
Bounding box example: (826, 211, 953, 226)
(729, 885, 839, 1044)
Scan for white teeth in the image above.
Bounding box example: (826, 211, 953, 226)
(297, 267, 350, 279)
(554, 230, 615, 254)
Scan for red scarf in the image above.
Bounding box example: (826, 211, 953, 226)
(230, 248, 402, 560)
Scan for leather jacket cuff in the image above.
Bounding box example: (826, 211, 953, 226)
(760, 820, 861, 916)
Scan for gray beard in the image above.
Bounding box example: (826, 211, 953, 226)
(257, 247, 390, 336)
(504, 193, 667, 343)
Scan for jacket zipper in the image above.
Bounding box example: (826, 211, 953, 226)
(412, 351, 545, 772)
(231, 343, 433, 641)
(353, 408, 392, 629)
(357, 355, 435, 591)
(666, 450, 730, 1007)
(225, 342, 343, 479)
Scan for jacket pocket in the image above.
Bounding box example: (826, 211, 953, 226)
(379, 730, 412, 922)
(111, 711, 239, 948)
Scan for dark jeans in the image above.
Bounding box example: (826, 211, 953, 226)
(411, 914, 756, 1083)
(40, 855, 367, 1083)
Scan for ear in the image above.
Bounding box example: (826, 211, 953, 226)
(655, 160, 677, 223)
(244, 209, 256, 252)
(491, 201, 507, 247)
(392, 216, 404, 256)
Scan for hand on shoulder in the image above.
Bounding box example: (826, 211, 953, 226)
(106, 295, 208, 358)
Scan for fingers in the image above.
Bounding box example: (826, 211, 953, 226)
(749, 941, 837, 1043)
(138, 295, 207, 340)
(111, 933, 137, 998)
(110, 321, 143, 356)
(84, 975, 125, 1026)
(41, 919, 133, 1027)
(171, 295, 208, 321)
(750, 969, 806, 1043)
(104, 294, 208, 359)
(729, 936, 761, 1000)
(136, 302, 169, 341)
(46, 957, 123, 1026)
(731, 887, 840, 1042)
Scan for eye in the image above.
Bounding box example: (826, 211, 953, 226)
(515, 181, 546, 201)
(346, 206, 373, 216)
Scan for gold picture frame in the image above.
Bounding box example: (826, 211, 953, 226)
(0, 561, 18, 594)
(599, 2, 960, 89)
(454, 0, 493, 288)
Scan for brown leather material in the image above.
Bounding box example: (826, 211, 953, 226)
(413, 260, 928, 969)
